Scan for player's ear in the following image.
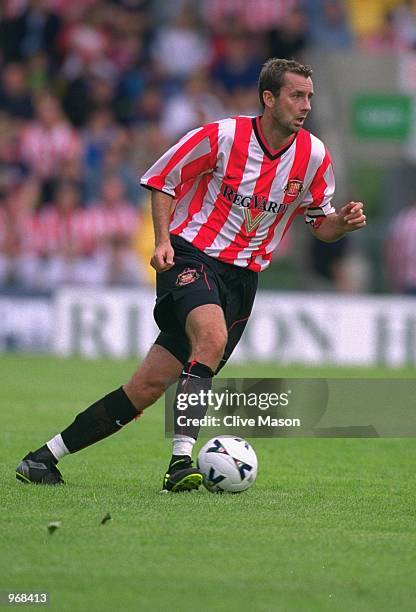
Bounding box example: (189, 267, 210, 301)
(262, 90, 275, 109)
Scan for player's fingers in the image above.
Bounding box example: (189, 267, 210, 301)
(344, 202, 364, 219)
(343, 201, 363, 217)
(165, 251, 174, 266)
(347, 213, 366, 225)
(151, 254, 175, 272)
(150, 254, 166, 272)
(342, 201, 356, 214)
(348, 218, 366, 230)
(160, 246, 174, 269)
(151, 262, 171, 272)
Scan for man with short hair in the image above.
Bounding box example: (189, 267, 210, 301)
(16, 58, 366, 491)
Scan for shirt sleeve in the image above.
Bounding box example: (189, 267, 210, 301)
(300, 147, 336, 228)
(140, 122, 219, 198)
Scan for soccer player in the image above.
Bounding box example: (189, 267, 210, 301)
(16, 58, 366, 491)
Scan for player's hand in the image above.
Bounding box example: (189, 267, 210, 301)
(150, 241, 175, 272)
(339, 201, 366, 232)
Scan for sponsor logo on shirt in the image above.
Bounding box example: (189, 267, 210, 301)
(221, 184, 291, 233)
(221, 184, 289, 215)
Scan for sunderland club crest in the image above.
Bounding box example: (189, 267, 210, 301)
(284, 179, 303, 198)
(176, 268, 200, 286)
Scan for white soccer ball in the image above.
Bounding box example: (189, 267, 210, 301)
(197, 436, 258, 493)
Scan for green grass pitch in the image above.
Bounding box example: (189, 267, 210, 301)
(1, 355, 416, 611)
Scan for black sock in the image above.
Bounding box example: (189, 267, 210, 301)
(60, 387, 138, 454)
(173, 361, 214, 442)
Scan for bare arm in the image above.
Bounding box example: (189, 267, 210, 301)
(309, 201, 366, 243)
(150, 190, 175, 272)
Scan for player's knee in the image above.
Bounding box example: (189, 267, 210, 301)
(193, 327, 227, 363)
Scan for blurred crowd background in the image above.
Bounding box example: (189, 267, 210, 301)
(1, 0, 416, 295)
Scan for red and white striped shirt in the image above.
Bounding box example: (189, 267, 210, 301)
(141, 116, 335, 272)
(20, 122, 81, 180)
(21, 203, 138, 256)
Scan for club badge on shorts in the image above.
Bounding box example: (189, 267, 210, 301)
(284, 179, 303, 198)
(176, 267, 200, 286)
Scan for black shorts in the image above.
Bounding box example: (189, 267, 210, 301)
(154, 234, 258, 373)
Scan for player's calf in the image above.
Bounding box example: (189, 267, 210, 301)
(16, 387, 139, 485)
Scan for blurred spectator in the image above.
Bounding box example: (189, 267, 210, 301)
(0, 198, 21, 286)
(310, 236, 350, 291)
(362, 1, 416, 53)
(226, 88, 260, 117)
(86, 174, 139, 248)
(114, 43, 147, 125)
(108, 27, 143, 74)
(361, 8, 407, 53)
(82, 108, 122, 172)
(85, 174, 145, 284)
(0, 63, 33, 119)
(385, 203, 416, 294)
(306, 0, 354, 50)
(99, 233, 147, 286)
(0, 114, 28, 194)
(151, 8, 212, 88)
(160, 72, 226, 142)
(17, 180, 96, 289)
(61, 64, 117, 127)
(58, 4, 119, 126)
(20, 92, 81, 200)
(306, 232, 370, 293)
(84, 138, 138, 204)
(111, 13, 150, 123)
(211, 31, 263, 97)
(391, 0, 416, 50)
(51, 155, 84, 199)
(130, 83, 163, 126)
(0, 176, 40, 286)
(131, 123, 170, 180)
(2, 0, 62, 63)
(266, 6, 310, 61)
(201, 0, 298, 33)
(58, 4, 108, 80)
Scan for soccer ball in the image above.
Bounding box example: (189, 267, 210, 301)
(197, 436, 258, 493)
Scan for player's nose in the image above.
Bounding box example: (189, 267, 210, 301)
(302, 99, 311, 112)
